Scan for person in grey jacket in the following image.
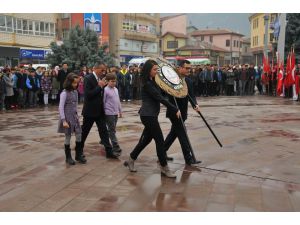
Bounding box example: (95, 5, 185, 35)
(124, 59, 181, 178)
(3, 68, 14, 110)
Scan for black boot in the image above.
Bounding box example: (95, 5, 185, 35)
(106, 148, 119, 159)
(75, 142, 87, 164)
(64, 145, 75, 165)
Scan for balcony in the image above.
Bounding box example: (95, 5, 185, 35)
(124, 13, 157, 23)
(123, 30, 158, 42)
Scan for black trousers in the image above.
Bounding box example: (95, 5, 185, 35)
(130, 116, 167, 167)
(164, 117, 193, 163)
(81, 116, 112, 153)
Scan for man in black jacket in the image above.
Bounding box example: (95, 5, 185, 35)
(164, 60, 202, 165)
(78, 62, 118, 163)
(57, 63, 70, 92)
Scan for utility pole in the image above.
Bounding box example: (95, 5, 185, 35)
(277, 13, 287, 63)
(264, 14, 269, 58)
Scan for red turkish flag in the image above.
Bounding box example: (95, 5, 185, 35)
(277, 64, 284, 95)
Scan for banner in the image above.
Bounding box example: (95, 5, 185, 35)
(84, 13, 102, 33)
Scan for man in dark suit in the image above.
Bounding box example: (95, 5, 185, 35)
(57, 63, 70, 92)
(77, 62, 118, 163)
(164, 60, 202, 165)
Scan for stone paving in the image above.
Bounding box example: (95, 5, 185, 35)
(0, 96, 300, 211)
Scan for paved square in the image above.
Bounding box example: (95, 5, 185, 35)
(0, 96, 300, 211)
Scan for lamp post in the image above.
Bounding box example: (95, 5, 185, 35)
(264, 14, 269, 58)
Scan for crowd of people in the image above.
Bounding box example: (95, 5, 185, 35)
(1, 61, 299, 111)
(189, 63, 300, 99)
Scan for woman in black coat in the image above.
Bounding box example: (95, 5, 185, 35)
(124, 59, 181, 178)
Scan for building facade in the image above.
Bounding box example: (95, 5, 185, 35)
(162, 32, 187, 59)
(249, 13, 277, 66)
(189, 29, 244, 65)
(109, 13, 160, 65)
(160, 14, 187, 36)
(240, 37, 254, 64)
(0, 13, 57, 66)
(56, 13, 110, 45)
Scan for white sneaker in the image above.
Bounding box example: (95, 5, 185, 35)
(124, 156, 137, 172)
(160, 165, 176, 178)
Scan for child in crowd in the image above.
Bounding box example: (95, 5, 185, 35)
(41, 70, 52, 106)
(77, 76, 84, 103)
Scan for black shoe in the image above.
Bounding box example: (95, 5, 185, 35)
(186, 159, 202, 165)
(66, 157, 76, 165)
(64, 145, 76, 165)
(106, 151, 119, 159)
(166, 156, 174, 161)
(75, 142, 87, 164)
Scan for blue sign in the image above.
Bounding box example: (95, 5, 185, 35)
(84, 13, 102, 33)
(20, 49, 49, 59)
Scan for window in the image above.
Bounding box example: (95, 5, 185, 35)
(200, 35, 204, 41)
(226, 39, 230, 47)
(35, 21, 40, 35)
(244, 46, 248, 53)
(122, 20, 137, 31)
(16, 18, 22, 34)
(28, 20, 33, 35)
(253, 36, 259, 46)
(0, 15, 54, 37)
(44, 22, 50, 36)
(40, 22, 44, 35)
(0, 15, 6, 31)
(149, 24, 156, 34)
(62, 29, 69, 39)
(167, 41, 178, 49)
(22, 19, 28, 34)
(233, 40, 236, 47)
(253, 18, 259, 29)
(209, 35, 213, 43)
(50, 23, 55, 36)
(61, 13, 70, 19)
(6, 16, 13, 32)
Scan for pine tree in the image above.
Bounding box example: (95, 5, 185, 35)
(47, 25, 115, 71)
(285, 13, 300, 61)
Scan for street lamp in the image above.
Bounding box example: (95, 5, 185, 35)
(264, 14, 269, 58)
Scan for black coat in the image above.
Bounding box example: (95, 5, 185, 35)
(138, 79, 177, 117)
(82, 73, 105, 118)
(166, 77, 197, 121)
(57, 69, 70, 90)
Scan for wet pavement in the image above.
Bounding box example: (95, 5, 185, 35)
(0, 96, 300, 211)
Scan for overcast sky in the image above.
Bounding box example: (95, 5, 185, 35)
(161, 13, 251, 37)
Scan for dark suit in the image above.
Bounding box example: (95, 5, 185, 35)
(81, 73, 113, 155)
(57, 69, 70, 91)
(164, 77, 197, 163)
